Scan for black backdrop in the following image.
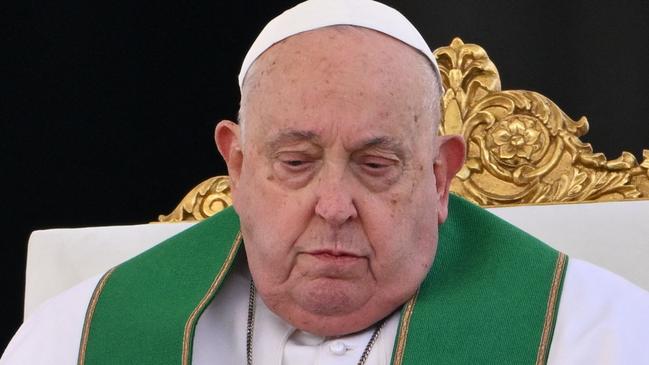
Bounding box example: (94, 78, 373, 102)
(2, 0, 648, 349)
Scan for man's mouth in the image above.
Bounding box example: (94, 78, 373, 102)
(306, 249, 364, 261)
(298, 249, 368, 279)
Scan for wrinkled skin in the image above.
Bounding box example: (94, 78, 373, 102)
(215, 26, 465, 336)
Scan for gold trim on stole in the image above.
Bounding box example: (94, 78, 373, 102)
(390, 252, 567, 365)
(77, 268, 116, 365)
(535, 252, 567, 365)
(181, 232, 243, 365)
(391, 291, 419, 365)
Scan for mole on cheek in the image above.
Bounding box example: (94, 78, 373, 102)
(267, 174, 275, 181)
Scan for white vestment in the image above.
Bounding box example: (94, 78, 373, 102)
(2, 258, 649, 364)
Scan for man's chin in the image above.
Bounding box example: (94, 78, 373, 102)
(265, 279, 391, 336)
(297, 278, 366, 316)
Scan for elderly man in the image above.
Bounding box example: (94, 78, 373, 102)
(3, 0, 649, 364)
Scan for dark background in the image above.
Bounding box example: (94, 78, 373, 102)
(2, 0, 648, 350)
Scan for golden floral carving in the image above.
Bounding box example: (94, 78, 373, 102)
(490, 116, 544, 162)
(436, 38, 648, 205)
(159, 38, 649, 221)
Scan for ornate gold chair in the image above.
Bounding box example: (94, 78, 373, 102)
(24, 39, 649, 319)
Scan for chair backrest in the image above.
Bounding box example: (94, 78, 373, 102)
(24, 223, 195, 318)
(24, 38, 649, 319)
(488, 201, 649, 290)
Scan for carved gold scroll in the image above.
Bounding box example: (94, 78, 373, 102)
(157, 176, 232, 222)
(436, 38, 648, 206)
(158, 38, 648, 222)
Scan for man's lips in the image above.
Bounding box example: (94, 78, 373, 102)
(299, 250, 368, 278)
(304, 249, 365, 261)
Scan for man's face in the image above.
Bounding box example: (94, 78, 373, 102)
(217, 27, 462, 336)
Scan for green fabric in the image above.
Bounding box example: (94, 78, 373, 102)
(394, 196, 566, 364)
(83, 207, 241, 365)
(82, 195, 566, 365)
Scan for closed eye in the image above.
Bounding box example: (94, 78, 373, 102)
(356, 155, 400, 177)
(284, 160, 308, 167)
(364, 162, 389, 169)
(276, 152, 318, 173)
(280, 158, 315, 172)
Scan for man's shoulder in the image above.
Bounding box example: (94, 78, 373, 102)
(549, 258, 649, 364)
(560, 258, 649, 325)
(122, 206, 240, 266)
(565, 258, 649, 302)
(442, 195, 561, 265)
(1, 274, 103, 364)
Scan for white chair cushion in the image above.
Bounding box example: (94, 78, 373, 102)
(488, 200, 649, 291)
(24, 223, 195, 319)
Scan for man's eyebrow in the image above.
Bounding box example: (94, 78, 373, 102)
(268, 129, 319, 150)
(356, 136, 406, 156)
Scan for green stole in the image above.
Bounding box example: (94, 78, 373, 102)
(78, 195, 567, 365)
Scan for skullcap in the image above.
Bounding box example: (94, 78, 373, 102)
(238, 0, 440, 89)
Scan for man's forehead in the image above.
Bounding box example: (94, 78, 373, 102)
(240, 27, 439, 145)
(270, 25, 418, 58)
(242, 25, 437, 100)
(247, 25, 426, 79)
(243, 25, 435, 99)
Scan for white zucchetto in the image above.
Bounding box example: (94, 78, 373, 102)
(238, 0, 440, 89)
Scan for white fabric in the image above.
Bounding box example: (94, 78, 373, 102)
(4, 258, 649, 364)
(238, 0, 440, 88)
(24, 222, 195, 319)
(547, 260, 649, 364)
(1, 274, 103, 365)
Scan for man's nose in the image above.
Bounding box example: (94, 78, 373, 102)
(314, 182, 358, 227)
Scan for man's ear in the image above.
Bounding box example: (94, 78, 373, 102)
(214, 120, 243, 190)
(434, 135, 466, 225)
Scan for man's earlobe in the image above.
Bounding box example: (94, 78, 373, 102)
(214, 120, 243, 188)
(434, 135, 466, 224)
